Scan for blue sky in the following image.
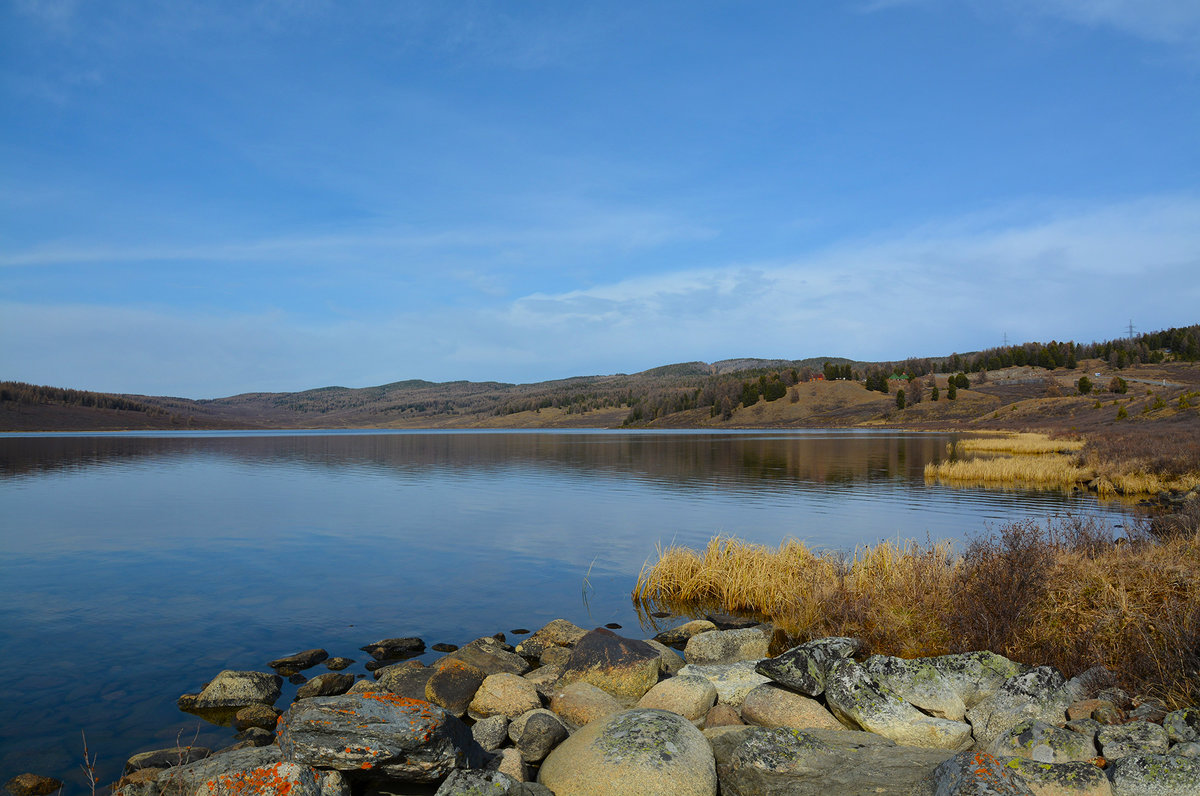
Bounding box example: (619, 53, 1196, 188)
(2, 1, 1199, 398)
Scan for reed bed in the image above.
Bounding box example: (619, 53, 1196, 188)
(924, 453, 1090, 489)
(956, 432, 1084, 455)
(633, 517, 1200, 708)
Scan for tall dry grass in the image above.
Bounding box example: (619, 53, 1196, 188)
(956, 432, 1084, 455)
(633, 516, 1200, 708)
(924, 453, 1090, 489)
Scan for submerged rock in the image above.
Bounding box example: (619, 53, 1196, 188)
(188, 671, 282, 710)
(268, 649, 328, 671)
(360, 636, 425, 661)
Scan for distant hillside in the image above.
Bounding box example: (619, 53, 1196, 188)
(3, 324, 1197, 433)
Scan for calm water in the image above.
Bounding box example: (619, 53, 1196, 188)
(0, 430, 1126, 789)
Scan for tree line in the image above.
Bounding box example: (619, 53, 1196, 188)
(0, 381, 167, 414)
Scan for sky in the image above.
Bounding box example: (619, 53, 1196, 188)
(2, 1, 1199, 398)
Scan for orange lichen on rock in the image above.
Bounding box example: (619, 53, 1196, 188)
(202, 762, 304, 796)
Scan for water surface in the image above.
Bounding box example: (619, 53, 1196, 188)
(0, 430, 1125, 789)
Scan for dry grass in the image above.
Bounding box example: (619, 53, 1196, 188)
(633, 517, 1200, 708)
(924, 453, 1090, 490)
(956, 432, 1084, 455)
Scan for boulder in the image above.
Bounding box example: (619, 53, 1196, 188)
(190, 671, 282, 709)
(549, 681, 624, 727)
(433, 770, 551, 796)
(637, 675, 718, 724)
(754, 637, 861, 697)
(360, 636, 425, 661)
(712, 727, 955, 796)
(114, 746, 284, 796)
(193, 762, 345, 796)
(966, 666, 1074, 750)
(654, 620, 718, 649)
(1105, 753, 1200, 795)
(1129, 699, 1170, 724)
(468, 672, 542, 721)
(1171, 742, 1200, 758)
(915, 750, 1035, 796)
(509, 708, 569, 763)
(277, 693, 483, 782)
(425, 658, 487, 718)
(4, 774, 64, 796)
(678, 660, 770, 708)
(538, 646, 572, 667)
(916, 650, 1028, 709)
(557, 628, 661, 700)
(824, 659, 973, 750)
(684, 628, 770, 666)
(514, 620, 587, 660)
(1165, 707, 1200, 745)
(1000, 758, 1112, 796)
(233, 704, 280, 732)
(346, 679, 383, 694)
(268, 649, 329, 671)
(444, 637, 530, 677)
(324, 657, 353, 671)
(377, 660, 435, 700)
(470, 715, 510, 752)
(125, 747, 213, 774)
(740, 683, 844, 731)
(492, 747, 530, 783)
(704, 703, 745, 729)
(295, 672, 354, 700)
(988, 720, 1098, 764)
(538, 708, 717, 796)
(862, 654, 968, 720)
(522, 664, 564, 700)
(1096, 721, 1169, 759)
(642, 639, 686, 676)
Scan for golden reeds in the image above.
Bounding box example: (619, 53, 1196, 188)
(956, 432, 1084, 455)
(633, 520, 1200, 708)
(924, 454, 1090, 489)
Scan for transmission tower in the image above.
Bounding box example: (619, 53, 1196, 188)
(1127, 320, 1136, 340)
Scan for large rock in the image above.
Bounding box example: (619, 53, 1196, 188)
(360, 636, 425, 661)
(538, 708, 716, 796)
(754, 637, 861, 697)
(1001, 758, 1112, 796)
(1166, 707, 1200, 745)
(233, 705, 280, 732)
(124, 747, 212, 774)
(654, 620, 718, 649)
(862, 654, 968, 720)
(678, 661, 771, 708)
(919, 650, 1028, 709)
(5, 774, 64, 796)
(190, 671, 282, 709)
(712, 727, 954, 796)
(444, 637, 530, 677)
(684, 628, 770, 666)
(376, 660, 435, 699)
(988, 720, 1097, 764)
(740, 683, 844, 731)
(425, 658, 487, 718)
(434, 770, 551, 796)
(515, 620, 587, 660)
(642, 639, 686, 676)
(966, 666, 1075, 750)
(824, 659, 973, 750)
(468, 672, 541, 721)
(636, 675, 718, 724)
(115, 747, 285, 796)
(470, 715, 509, 752)
(549, 681, 624, 727)
(557, 628, 661, 700)
(1096, 721, 1169, 759)
(277, 693, 483, 782)
(193, 761, 345, 796)
(915, 750, 1036, 795)
(268, 649, 329, 671)
(295, 672, 354, 700)
(1105, 753, 1200, 795)
(509, 708, 569, 763)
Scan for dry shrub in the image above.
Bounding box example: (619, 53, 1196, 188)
(633, 515, 1200, 708)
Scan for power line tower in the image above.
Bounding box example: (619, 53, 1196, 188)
(1127, 320, 1136, 340)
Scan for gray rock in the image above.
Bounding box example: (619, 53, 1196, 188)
(124, 747, 212, 774)
(918, 650, 1028, 709)
(360, 636, 425, 661)
(116, 747, 284, 796)
(678, 660, 771, 708)
(916, 750, 1035, 795)
(993, 758, 1110, 796)
(558, 628, 661, 700)
(295, 672, 354, 700)
(231, 727, 273, 747)
(988, 719, 1097, 764)
(277, 693, 483, 782)
(754, 636, 861, 697)
(685, 628, 771, 666)
(514, 619, 587, 660)
(1106, 753, 1200, 795)
(823, 659, 973, 750)
(740, 683, 844, 731)
(1065, 717, 1103, 739)
(269, 649, 329, 671)
(1129, 699, 1170, 724)
(654, 620, 718, 648)
(1062, 665, 1118, 703)
(324, 657, 354, 671)
(1166, 707, 1200, 745)
(521, 663, 564, 701)
(1097, 721, 1169, 760)
(636, 675, 718, 724)
(538, 645, 572, 667)
(190, 671, 282, 709)
(966, 666, 1074, 750)
(471, 714, 510, 752)
(538, 708, 716, 796)
(862, 654, 967, 720)
(713, 726, 954, 796)
(509, 708, 569, 763)
(1171, 742, 1200, 758)
(377, 660, 435, 700)
(434, 770, 551, 796)
(444, 637, 530, 677)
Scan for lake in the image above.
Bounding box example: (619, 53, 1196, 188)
(0, 429, 1127, 789)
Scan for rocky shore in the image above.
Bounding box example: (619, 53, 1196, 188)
(13, 616, 1200, 796)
